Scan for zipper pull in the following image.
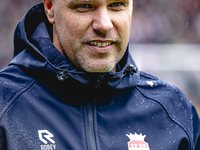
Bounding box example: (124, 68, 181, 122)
(95, 79, 102, 89)
(95, 74, 105, 89)
(57, 70, 69, 81)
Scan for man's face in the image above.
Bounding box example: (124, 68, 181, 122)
(46, 0, 133, 72)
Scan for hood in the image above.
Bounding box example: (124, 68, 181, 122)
(10, 3, 140, 96)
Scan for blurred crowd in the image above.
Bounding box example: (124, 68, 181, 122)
(130, 0, 200, 43)
(0, 0, 41, 69)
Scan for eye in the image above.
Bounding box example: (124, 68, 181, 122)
(76, 4, 91, 8)
(109, 2, 125, 10)
(75, 4, 93, 12)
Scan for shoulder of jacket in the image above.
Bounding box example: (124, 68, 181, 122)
(137, 71, 191, 107)
(137, 71, 194, 118)
(0, 65, 37, 120)
(137, 71, 197, 146)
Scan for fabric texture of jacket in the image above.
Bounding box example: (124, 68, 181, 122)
(0, 3, 199, 150)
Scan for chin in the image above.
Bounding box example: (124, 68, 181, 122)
(84, 68, 112, 73)
(82, 63, 115, 73)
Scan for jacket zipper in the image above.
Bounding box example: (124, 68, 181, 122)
(83, 76, 105, 150)
(83, 102, 97, 150)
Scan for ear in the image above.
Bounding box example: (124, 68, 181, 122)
(43, 0, 55, 24)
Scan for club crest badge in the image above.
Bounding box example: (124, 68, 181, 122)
(126, 133, 150, 150)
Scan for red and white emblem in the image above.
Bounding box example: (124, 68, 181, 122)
(126, 133, 150, 150)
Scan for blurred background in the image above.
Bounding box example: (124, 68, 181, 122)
(0, 0, 200, 114)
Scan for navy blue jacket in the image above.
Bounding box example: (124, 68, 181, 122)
(0, 3, 199, 150)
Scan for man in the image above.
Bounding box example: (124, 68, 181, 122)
(0, 0, 199, 149)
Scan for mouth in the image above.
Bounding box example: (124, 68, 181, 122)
(86, 41, 114, 47)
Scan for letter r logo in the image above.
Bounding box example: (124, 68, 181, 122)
(38, 130, 55, 144)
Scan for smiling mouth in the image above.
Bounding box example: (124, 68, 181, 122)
(86, 41, 114, 47)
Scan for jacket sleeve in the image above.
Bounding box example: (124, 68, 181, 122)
(175, 89, 200, 150)
(193, 106, 200, 150)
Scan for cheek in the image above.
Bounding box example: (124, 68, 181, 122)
(55, 11, 78, 35)
(116, 22, 131, 44)
(114, 14, 132, 38)
(63, 14, 91, 37)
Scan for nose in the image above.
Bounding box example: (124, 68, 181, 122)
(92, 8, 113, 35)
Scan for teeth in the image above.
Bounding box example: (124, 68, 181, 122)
(102, 42, 106, 47)
(97, 42, 102, 47)
(89, 42, 112, 47)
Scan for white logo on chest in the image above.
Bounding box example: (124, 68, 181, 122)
(38, 130, 56, 150)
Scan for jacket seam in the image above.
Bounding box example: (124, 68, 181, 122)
(135, 86, 193, 149)
(0, 80, 37, 121)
